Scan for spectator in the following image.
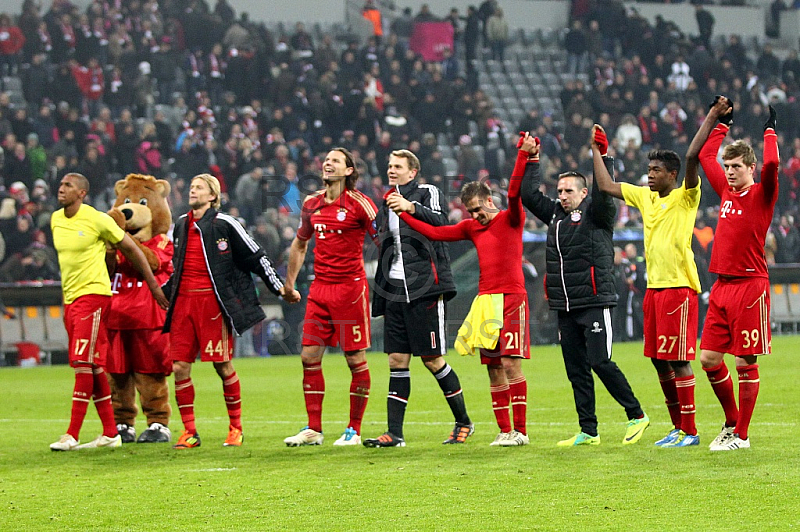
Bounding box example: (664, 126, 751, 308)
(414, 4, 439, 23)
(477, 0, 496, 48)
(26, 132, 47, 183)
(485, 7, 508, 61)
(0, 13, 25, 76)
(5, 142, 31, 188)
(234, 165, 264, 225)
(0, 244, 59, 281)
(774, 215, 800, 263)
(695, 5, 714, 49)
(565, 20, 588, 75)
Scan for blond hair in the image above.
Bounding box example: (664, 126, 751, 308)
(191, 173, 221, 208)
(722, 139, 757, 166)
(390, 149, 421, 172)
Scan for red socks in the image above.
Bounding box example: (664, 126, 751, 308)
(736, 364, 760, 440)
(175, 377, 197, 434)
(67, 366, 94, 440)
(490, 383, 512, 433)
(508, 376, 527, 435)
(703, 362, 739, 427)
(222, 371, 242, 431)
(347, 360, 370, 434)
(675, 375, 697, 436)
(658, 371, 682, 431)
(302, 361, 325, 432)
(92, 366, 118, 437)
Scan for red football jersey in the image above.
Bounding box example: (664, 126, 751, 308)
(107, 234, 174, 329)
(297, 189, 378, 283)
(400, 169, 526, 296)
(699, 125, 779, 278)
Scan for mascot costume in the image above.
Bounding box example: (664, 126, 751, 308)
(106, 173, 174, 443)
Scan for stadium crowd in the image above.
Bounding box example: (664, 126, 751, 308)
(0, 0, 798, 301)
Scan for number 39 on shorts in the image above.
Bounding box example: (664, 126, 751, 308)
(740, 329, 759, 349)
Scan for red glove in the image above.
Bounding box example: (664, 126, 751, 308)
(594, 128, 608, 157)
(516, 131, 526, 149)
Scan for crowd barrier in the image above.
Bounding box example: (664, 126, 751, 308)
(3, 266, 800, 365)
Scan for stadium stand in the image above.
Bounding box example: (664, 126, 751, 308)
(1, 0, 800, 361)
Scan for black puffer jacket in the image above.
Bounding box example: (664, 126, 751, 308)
(162, 208, 284, 335)
(371, 179, 456, 316)
(521, 158, 617, 312)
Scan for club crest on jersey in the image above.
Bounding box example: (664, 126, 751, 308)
(217, 238, 229, 251)
(337, 208, 347, 221)
(571, 210, 582, 222)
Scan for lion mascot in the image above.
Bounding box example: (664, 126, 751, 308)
(105, 173, 174, 443)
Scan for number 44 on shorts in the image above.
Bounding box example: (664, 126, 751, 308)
(205, 340, 225, 356)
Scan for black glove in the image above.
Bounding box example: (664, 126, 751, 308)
(719, 106, 733, 127)
(710, 95, 733, 126)
(764, 105, 777, 131)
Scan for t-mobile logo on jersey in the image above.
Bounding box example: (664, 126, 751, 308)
(314, 223, 327, 239)
(110, 272, 122, 294)
(719, 200, 741, 218)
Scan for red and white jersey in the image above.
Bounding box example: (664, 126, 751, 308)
(699, 125, 779, 278)
(108, 234, 174, 329)
(297, 189, 378, 284)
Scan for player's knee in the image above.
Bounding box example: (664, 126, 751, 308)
(699, 350, 722, 368)
(421, 355, 444, 372)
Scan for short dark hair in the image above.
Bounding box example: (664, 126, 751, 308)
(647, 149, 681, 175)
(558, 171, 587, 189)
(65, 172, 90, 194)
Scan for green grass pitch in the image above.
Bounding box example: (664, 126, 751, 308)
(1, 337, 799, 530)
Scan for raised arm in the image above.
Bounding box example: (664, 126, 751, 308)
(761, 105, 780, 203)
(519, 134, 557, 224)
(687, 96, 731, 191)
(398, 211, 470, 242)
(698, 97, 732, 197)
(507, 132, 536, 226)
(590, 151, 616, 229)
(591, 125, 623, 200)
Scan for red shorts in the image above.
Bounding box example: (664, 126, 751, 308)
(700, 276, 771, 357)
(170, 290, 234, 363)
(63, 294, 111, 368)
(107, 328, 171, 375)
(480, 293, 531, 365)
(643, 287, 698, 361)
(302, 279, 371, 351)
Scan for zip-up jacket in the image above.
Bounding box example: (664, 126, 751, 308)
(371, 179, 456, 316)
(521, 158, 617, 312)
(162, 208, 284, 335)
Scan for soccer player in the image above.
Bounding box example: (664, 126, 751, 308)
(697, 97, 779, 451)
(162, 173, 294, 449)
(522, 129, 650, 446)
(49, 173, 169, 451)
(283, 148, 378, 447)
(391, 137, 531, 446)
(594, 126, 703, 448)
(363, 150, 472, 448)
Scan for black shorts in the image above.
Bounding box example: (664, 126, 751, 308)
(384, 286, 447, 356)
